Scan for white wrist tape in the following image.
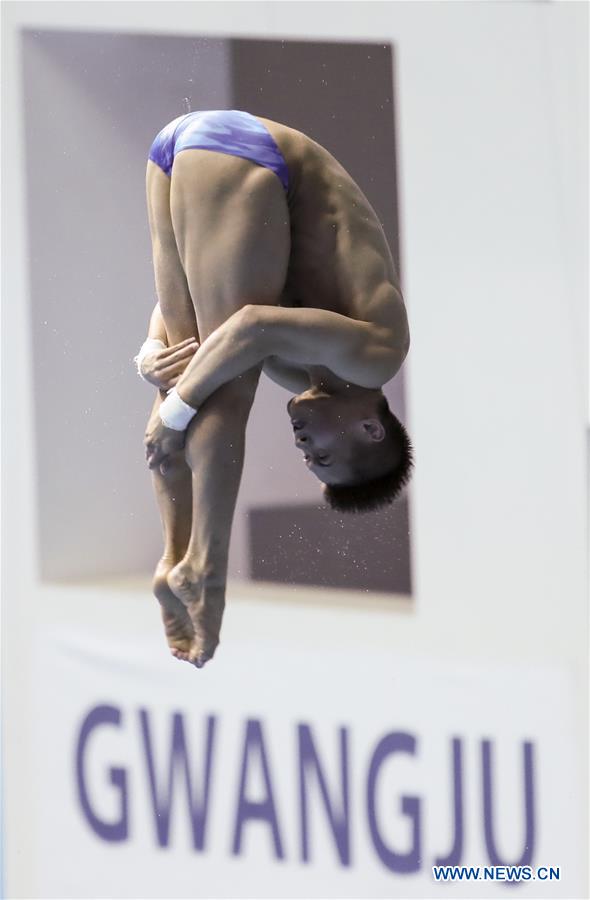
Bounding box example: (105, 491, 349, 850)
(134, 338, 166, 381)
(159, 388, 197, 431)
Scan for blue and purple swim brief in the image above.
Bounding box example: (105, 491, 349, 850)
(148, 109, 290, 193)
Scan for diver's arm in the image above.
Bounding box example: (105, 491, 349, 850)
(262, 356, 310, 393)
(139, 302, 199, 392)
(175, 289, 408, 408)
(251, 302, 407, 389)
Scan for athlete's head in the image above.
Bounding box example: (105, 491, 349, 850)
(287, 387, 413, 512)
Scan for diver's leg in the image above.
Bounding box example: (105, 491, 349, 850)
(163, 150, 290, 665)
(145, 160, 201, 655)
(147, 392, 196, 657)
(146, 160, 198, 344)
(166, 373, 262, 665)
(169, 150, 291, 337)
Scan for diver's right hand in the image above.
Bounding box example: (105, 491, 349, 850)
(144, 414, 186, 472)
(140, 337, 199, 391)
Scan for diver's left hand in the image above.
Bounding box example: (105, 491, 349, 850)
(140, 337, 199, 391)
(144, 412, 186, 472)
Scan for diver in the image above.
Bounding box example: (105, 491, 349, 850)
(138, 110, 412, 667)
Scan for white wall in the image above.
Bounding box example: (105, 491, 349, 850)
(2, 2, 587, 898)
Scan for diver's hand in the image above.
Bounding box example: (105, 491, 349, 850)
(144, 413, 186, 472)
(140, 337, 198, 391)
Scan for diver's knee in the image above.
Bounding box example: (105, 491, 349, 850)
(154, 449, 189, 480)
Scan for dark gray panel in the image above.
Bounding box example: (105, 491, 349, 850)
(249, 500, 412, 594)
(234, 38, 411, 595)
(231, 38, 401, 279)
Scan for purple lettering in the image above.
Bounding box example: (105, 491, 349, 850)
(75, 704, 128, 842)
(434, 738, 464, 866)
(139, 710, 216, 850)
(298, 724, 350, 866)
(232, 719, 284, 859)
(367, 731, 421, 873)
(482, 740, 535, 866)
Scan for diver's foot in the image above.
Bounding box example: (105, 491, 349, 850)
(152, 559, 196, 661)
(167, 559, 202, 607)
(168, 561, 225, 668)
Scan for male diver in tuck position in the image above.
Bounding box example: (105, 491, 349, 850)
(139, 110, 412, 668)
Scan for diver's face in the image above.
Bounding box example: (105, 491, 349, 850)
(287, 391, 385, 485)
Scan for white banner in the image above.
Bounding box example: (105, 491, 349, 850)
(29, 609, 583, 899)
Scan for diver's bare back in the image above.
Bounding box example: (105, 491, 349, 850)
(256, 116, 402, 329)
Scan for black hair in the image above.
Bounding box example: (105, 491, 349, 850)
(323, 397, 413, 513)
